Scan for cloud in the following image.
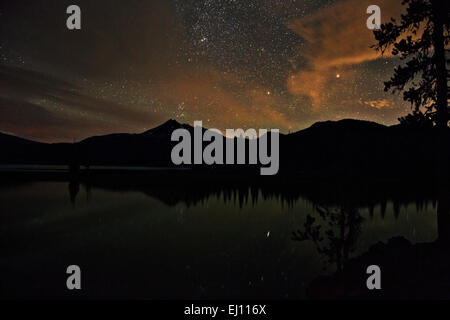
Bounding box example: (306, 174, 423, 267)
(0, 0, 414, 141)
(364, 99, 393, 110)
(0, 97, 107, 142)
(287, 0, 405, 107)
(155, 66, 296, 130)
(1, 0, 299, 137)
(0, 66, 166, 142)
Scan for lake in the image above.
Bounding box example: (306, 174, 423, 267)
(0, 179, 442, 298)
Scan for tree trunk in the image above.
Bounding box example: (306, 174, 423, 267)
(437, 188, 450, 246)
(431, 0, 448, 128)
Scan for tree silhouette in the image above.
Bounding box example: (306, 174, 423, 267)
(373, 0, 449, 128)
(398, 110, 434, 128)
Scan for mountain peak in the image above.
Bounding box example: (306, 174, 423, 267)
(141, 119, 184, 136)
(162, 119, 181, 126)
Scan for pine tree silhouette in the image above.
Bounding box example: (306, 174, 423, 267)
(372, 0, 449, 128)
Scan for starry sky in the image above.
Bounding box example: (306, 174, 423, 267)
(0, 0, 411, 142)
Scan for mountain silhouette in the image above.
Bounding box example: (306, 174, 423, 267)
(0, 119, 449, 179)
(141, 119, 193, 137)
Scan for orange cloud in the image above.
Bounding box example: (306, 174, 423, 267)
(364, 99, 393, 109)
(287, 0, 405, 108)
(155, 66, 296, 130)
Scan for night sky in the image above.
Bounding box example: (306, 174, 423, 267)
(1, 0, 411, 142)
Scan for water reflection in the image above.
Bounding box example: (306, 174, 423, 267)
(301, 187, 450, 299)
(0, 177, 447, 299)
(292, 204, 364, 273)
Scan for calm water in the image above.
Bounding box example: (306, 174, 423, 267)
(0, 181, 438, 298)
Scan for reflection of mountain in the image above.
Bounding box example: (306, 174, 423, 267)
(61, 175, 450, 299)
(80, 174, 437, 210)
(1, 119, 449, 179)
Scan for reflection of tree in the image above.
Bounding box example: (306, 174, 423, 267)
(68, 180, 79, 205)
(292, 204, 363, 272)
(304, 188, 450, 299)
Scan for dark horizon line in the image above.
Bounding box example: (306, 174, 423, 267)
(0, 117, 400, 145)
